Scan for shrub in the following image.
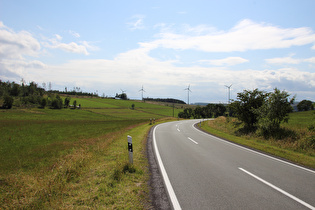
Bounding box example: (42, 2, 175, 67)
(229, 89, 268, 132)
(255, 88, 294, 138)
(73, 100, 77, 109)
(2, 95, 14, 109)
(51, 95, 63, 109)
(41, 98, 47, 108)
(64, 97, 71, 108)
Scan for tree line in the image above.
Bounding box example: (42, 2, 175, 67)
(144, 97, 186, 104)
(0, 80, 79, 109)
(48, 89, 98, 97)
(178, 103, 226, 119)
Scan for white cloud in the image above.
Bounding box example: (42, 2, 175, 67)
(0, 21, 5, 28)
(0, 22, 41, 59)
(143, 19, 315, 52)
(1, 19, 314, 102)
(265, 56, 302, 64)
(80, 41, 99, 51)
(304, 57, 315, 64)
(266, 56, 315, 65)
(127, 15, 145, 30)
(53, 42, 89, 55)
(69, 30, 80, 38)
(200, 57, 249, 66)
(43, 35, 90, 55)
(55, 34, 62, 40)
(0, 59, 46, 81)
(17, 44, 314, 101)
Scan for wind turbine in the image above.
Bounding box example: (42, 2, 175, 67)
(139, 85, 145, 101)
(184, 84, 192, 105)
(120, 89, 126, 94)
(225, 84, 232, 104)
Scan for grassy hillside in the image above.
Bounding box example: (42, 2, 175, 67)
(0, 97, 182, 208)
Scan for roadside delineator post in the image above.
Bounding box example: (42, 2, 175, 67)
(127, 135, 133, 164)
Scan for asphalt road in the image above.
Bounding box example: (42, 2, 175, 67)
(153, 119, 315, 210)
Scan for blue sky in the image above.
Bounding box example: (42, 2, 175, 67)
(1, 0, 315, 103)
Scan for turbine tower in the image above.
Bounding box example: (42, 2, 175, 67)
(225, 84, 232, 104)
(184, 84, 192, 105)
(139, 85, 145, 101)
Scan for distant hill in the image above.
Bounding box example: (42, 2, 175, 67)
(191, 102, 209, 106)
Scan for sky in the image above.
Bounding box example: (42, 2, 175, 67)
(0, 0, 315, 103)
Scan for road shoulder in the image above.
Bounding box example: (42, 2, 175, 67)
(147, 125, 172, 210)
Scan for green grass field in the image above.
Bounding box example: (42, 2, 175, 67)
(284, 110, 315, 130)
(0, 97, 182, 208)
(200, 110, 315, 168)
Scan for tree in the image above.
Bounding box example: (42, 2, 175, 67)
(10, 82, 20, 96)
(213, 104, 226, 118)
(178, 108, 193, 119)
(230, 89, 268, 131)
(193, 106, 204, 119)
(41, 98, 47, 108)
(51, 95, 63, 109)
(297, 100, 313, 111)
(255, 88, 295, 137)
(64, 97, 71, 108)
(2, 95, 14, 109)
(116, 93, 127, 100)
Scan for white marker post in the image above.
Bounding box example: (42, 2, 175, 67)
(127, 135, 133, 164)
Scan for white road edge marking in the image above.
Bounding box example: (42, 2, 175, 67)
(188, 137, 198, 144)
(153, 125, 182, 210)
(177, 128, 180, 132)
(193, 121, 315, 174)
(239, 168, 315, 210)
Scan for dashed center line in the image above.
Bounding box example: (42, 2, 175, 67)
(188, 137, 198, 145)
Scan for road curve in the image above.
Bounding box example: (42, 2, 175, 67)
(153, 119, 315, 210)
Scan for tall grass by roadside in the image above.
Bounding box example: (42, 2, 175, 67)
(200, 110, 315, 168)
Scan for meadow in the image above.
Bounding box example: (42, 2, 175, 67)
(0, 97, 182, 208)
(200, 110, 315, 168)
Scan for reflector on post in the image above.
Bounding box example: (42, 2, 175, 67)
(127, 135, 133, 164)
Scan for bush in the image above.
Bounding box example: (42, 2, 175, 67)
(41, 98, 47, 108)
(73, 100, 77, 109)
(64, 97, 71, 108)
(255, 88, 294, 138)
(229, 89, 268, 132)
(51, 95, 63, 109)
(2, 95, 14, 109)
